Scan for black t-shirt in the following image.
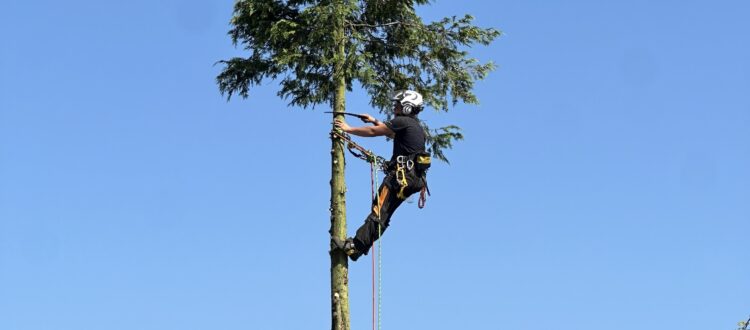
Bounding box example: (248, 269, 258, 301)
(384, 115, 426, 162)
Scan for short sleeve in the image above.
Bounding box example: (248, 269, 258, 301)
(385, 116, 410, 133)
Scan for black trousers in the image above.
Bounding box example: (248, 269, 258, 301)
(352, 171, 425, 255)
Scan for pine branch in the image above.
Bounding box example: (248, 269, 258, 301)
(738, 315, 750, 330)
(345, 19, 417, 28)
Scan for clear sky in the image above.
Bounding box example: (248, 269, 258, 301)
(1, 0, 749, 329)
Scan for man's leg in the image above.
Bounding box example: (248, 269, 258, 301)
(351, 179, 405, 258)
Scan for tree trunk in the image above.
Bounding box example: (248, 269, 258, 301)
(329, 1, 350, 329)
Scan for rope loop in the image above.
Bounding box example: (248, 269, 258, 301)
(330, 130, 387, 170)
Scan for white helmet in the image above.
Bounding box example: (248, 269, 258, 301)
(391, 90, 423, 115)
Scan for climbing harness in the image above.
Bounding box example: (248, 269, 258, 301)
(393, 153, 432, 207)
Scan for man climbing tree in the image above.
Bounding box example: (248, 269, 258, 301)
(216, 1, 499, 329)
(332, 90, 429, 261)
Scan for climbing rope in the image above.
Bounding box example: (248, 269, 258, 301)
(373, 163, 383, 330)
(418, 187, 427, 208)
(361, 135, 382, 330)
(371, 165, 376, 330)
(332, 129, 385, 330)
(377, 222, 382, 330)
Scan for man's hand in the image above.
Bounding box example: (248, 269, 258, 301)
(334, 119, 351, 132)
(359, 113, 377, 124)
(336, 117, 394, 138)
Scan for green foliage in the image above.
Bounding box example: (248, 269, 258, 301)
(217, 0, 500, 162)
(739, 316, 750, 330)
(420, 123, 463, 163)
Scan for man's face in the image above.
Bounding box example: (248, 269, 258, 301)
(393, 102, 403, 115)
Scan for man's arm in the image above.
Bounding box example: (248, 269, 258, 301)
(335, 116, 395, 138)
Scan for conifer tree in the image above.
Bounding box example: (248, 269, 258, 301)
(217, 1, 499, 328)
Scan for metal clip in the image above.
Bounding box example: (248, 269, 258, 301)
(396, 168, 405, 182)
(406, 160, 414, 171)
(396, 155, 407, 165)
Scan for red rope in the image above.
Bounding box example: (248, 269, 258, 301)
(372, 246, 376, 330)
(370, 163, 376, 330)
(418, 187, 427, 208)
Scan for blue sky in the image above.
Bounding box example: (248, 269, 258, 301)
(1, 0, 749, 329)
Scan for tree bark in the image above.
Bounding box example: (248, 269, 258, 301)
(329, 1, 350, 329)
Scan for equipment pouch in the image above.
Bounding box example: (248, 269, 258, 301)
(415, 152, 431, 172)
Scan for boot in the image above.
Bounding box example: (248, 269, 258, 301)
(331, 237, 364, 262)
